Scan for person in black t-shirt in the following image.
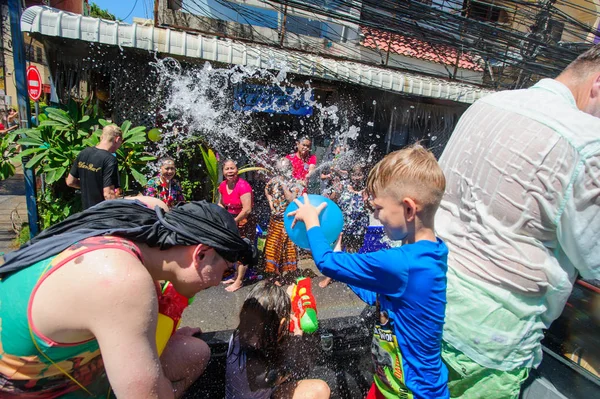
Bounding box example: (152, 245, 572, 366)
(67, 125, 123, 209)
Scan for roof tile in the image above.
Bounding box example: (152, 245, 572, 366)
(360, 27, 484, 72)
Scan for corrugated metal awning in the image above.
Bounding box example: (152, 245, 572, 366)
(21, 6, 494, 104)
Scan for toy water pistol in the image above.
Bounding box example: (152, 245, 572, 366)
(155, 281, 194, 355)
(290, 277, 319, 334)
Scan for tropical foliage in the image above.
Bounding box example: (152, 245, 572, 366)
(0, 131, 20, 180)
(17, 98, 99, 185)
(89, 2, 117, 21)
(200, 145, 219, 202)
(83, 119, 155, 190)
(0, 98, 154, 230)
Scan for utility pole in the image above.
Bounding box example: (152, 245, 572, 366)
(154, 0, 159, 27)
(517, 0, 557, 88)
(8, 0, 39, 237)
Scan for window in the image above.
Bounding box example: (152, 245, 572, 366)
(464, 0, 511, 24)
(36, 47, 43, 64)
(286, 15, 323, 39)
(168, 0, 183, 11)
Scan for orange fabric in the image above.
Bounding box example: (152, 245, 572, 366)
(263, 216, 297, 274)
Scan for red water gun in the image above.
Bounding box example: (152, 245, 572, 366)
(290, 277, 319, 334)
(156, 281, 194, 354)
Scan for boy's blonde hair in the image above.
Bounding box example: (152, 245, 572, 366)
(366, 144, 446, 222)
(101, 125, 122, 143)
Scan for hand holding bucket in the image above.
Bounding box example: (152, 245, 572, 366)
(284, 194, 344, 249)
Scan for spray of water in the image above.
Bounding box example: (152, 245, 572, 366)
(149, 58, 372, 174)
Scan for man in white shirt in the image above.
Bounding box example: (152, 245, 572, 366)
(436, 45, 600, 398)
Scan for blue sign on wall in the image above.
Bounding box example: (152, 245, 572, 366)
(233, 84, 313, 116)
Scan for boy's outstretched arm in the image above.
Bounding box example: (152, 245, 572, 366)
(288, 194, 408, 296)
(333, 235, 376, 305)
(347, 284, 377, 306)
(307, 227, 408, 296)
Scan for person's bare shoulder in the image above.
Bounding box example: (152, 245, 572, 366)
(75, 248, 156, 308)
(32, 248, 157, 343)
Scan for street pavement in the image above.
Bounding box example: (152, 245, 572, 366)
(0, 166, 27, 256)
(182, 259, 367, 333)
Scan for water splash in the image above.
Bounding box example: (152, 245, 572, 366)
(150, 58, 373, 173)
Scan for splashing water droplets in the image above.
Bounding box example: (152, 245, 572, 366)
(152, 58, 371, 173)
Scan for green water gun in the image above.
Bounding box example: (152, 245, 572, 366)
(290, 277, 319, 334)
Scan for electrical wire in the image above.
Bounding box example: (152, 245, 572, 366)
(122, 0, 140, 22)
(175, 0, 598, 90)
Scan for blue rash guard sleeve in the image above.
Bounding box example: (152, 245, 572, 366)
(307, 227, 409, 297)
(347, 284, 377, 306)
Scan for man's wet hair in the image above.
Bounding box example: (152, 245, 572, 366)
(562, 44, 600, 77)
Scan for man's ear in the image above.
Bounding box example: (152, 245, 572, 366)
(192, 244, 211, 265)
(591, 73, 600, 99)
(402, 197, 418, 222)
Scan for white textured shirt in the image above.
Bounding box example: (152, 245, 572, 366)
(436, 79, 600, 370)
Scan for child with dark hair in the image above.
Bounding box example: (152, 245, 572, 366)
(226, 281, 330, 399)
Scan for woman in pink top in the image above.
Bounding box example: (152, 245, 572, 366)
(218, 159, 256, 292)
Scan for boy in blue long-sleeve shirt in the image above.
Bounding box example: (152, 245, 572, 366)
(288, 145, 449, 399)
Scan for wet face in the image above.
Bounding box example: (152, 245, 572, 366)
(351, 168, 365, 188)
(223, 161, 238, 181)
(160, 161, 176, 181)
(196, 250, 232, 290)
(177, 246, 233, 296)
(296, 139, 311, 157)
(371, 194, 408, 241)
(276, 159, 292, 177)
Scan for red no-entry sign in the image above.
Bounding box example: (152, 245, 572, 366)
(27, 66, 42, 101)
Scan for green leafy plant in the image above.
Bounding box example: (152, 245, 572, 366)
(89, 2, 117, 21)
(2, 98, 155, 230)
(37, 188, 81, 230)
(85, 119, 155, 192)
(11, 224, 30, 249)
(180, 179, 203, 201)
(163, 136, 211, 202)
(17, 98, 100, 184)
(200, 145, 219, 202)
(0, 131, 20, 180)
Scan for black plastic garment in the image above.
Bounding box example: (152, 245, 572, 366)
(0, 199, 257, 277)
